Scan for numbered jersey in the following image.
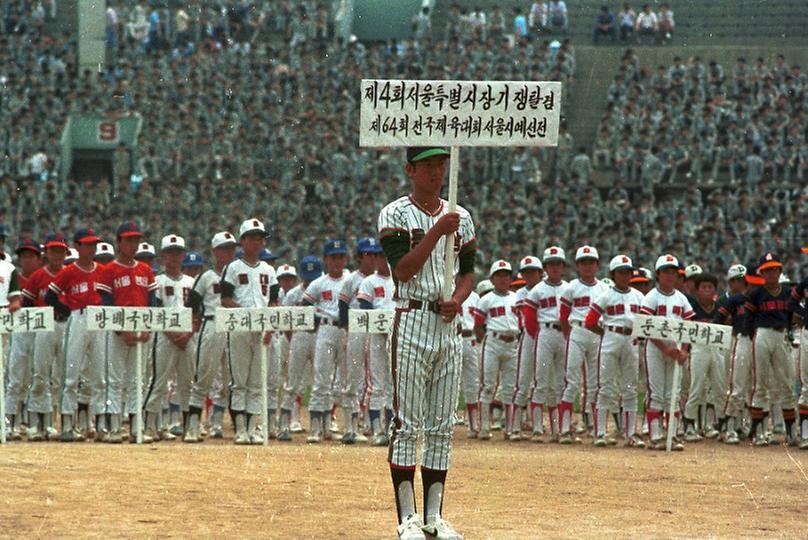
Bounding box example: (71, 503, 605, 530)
(49, 262, 101, 310)
(356, 274, 395, 309)
(95, 260, 157, 307)
(560, 278, 608, 322)
(156, 273, 195, 308)
(340, 270, 373, 308)
(473, 290, 520, 333)
(525, 279, 568, 323)
(22, 267, 60, 307)
(189, 268, 223, 317)
(221, 258, 278, 308)
(590, 286, 644, 328)
(303, 274, 349, 320)
(459, 291, 480, 332)
(378, 196, 476, 302)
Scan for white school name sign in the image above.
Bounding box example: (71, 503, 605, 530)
(86, 306, 193, 332)
(360, 79, 562, 147)
(349, 309, 394, 334)
(631, 315, 731, 350)
(214, 307, 315, 333)
(0, 307, 54, 333)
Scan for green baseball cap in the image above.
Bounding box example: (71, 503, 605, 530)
(406, 147, 450, 163)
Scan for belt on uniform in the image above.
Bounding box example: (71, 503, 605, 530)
(403, 299, 441, 314)
(570, 320, 585, 327)
(203, 315, 215, 321)
(461, 330, 473, 338)
(490, 331, 517, 343)
(731, 330, 750, 338)
(758, 326, 785, 332)
(606, 325, 632, 336)
(541, 322, 561, 331)
(316, 317, 340, 327)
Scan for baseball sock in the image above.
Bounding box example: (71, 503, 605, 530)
(559, 401, 573, 433)
(77, 403, 89, 432)
(369, 409, 382, 435)
(465, 403, 478, 432)
(234, 412, 247, 435)
(595, 408, 607, 438)
(211, 405, 225, 427)
(531, 403, 543, 434)
(772, 405, 784, 431)
(28, 412, 40, 433)
(279, 408, 291, 430)
(188, 406, 203, 433)
(511, 405, 522, 434)
(783, 408, 796, 439)
(421, 466, 447, 525)
(480, 401, 491, 433)
(385, 408, 394, 430)
(390, 465, 416, 523)
(750, 407, 765, 440)
(308, 411, 322, 437)
(647, 410, 662, 440)
(504, 404, 512, 436)
(342, 407, 353, 435)
(800, 409, 808, 439)
(725, 416, 735, 434)
(624, 411, 637, 438)
(95, 414, 106, 433)
(612, 411, 622, 434)
(549, 406, 559, 435)
(268, 409, 277, 434)
(109, 413, 121, 433)
(61, 414, 72, 433)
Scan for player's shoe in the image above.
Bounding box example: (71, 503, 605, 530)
(548, 433, 560, 443)
(329, 420, 340, 433)
(508, 431, 523, 442)
(685, 431, 702, 443)
(531, 431, 544, 443)
(46, 426, 58, 439)
(106, 430, 123, 444)
(59, 429, 77, 443)
(341, 432, 357, 445)
(289, 421, 304, 433)
(183, 431, 200, 444)
(773, 423, 786, 435)
(277, 428, 292, 442)
(705, 427, 720, 439)
(159, 429, 177, 441)
(422, 516, 463, 540)
(671, 437, 685, 451)
(354, 432, 368, 443)
(624, 434, 646, 448)
(787, 435, 800, 447)
(373, 433, 390, 446)
(211, 425, 224, 439)
(128, 432, 154, 444)
(466, 430, 478, 439)
(606, 436, 618, 446)
(397, 513, 426, 540)
(724, 431, 740, 445)
(29, 429, 46, 442)
(234, 430, 251, 445)
(575, 423, 588, 435)
(73, 428, 85, 442)
(249, 431, 264, 445)
(559, 432, 580, 445)
(94, 430, 109, 443)
(478, 430, 492, 441)
(799, 438, 808, 450)
(648, 438, 665, 450)
(593, 435, 608, 447)
(169, 423, 184, 437)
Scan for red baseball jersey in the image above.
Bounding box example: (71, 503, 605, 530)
(95, 260, 157, 307)
(18, 272, 30, 293)
(49, 262, 102, 310)
(22, 267, 60, 307)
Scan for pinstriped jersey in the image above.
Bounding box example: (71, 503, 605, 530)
(560, 278, 609, 322)
(525, 279, 568, 322)
(378, 195, 475, 302)
(590, 286, 644, 328)
(472, 290, 520, 333)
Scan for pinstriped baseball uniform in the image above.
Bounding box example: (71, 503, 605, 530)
(378, 195, 476, 470)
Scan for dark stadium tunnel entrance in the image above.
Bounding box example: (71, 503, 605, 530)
(70, 150, 114, 184)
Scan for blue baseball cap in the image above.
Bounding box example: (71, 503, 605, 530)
(324, 239, 348, 257)
(299, 256, 323, 281)
(259, 249, 278, 262)
(15, 239, 41, 255)
(44, 232, 69, 249)
(356, 237, 383, 254)
(74, 227, 101, 244)
(183, 251, 205, 267)
(116, 221, 144, 238)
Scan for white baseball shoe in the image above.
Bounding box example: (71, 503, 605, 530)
(724, 431, 740, 444)
(423, 516, 463, 540)
(684, 428, 702, 443)
(559, 432, 580, 445)
(799, 438, 808, 450)
(290, 421, 304, 433)
(508, 431, 523, 442)
(397, 514, 426, 540)
(372, 433, 390, 446)
(234, 430, 251, 445)
(355, 432, 368, 443)
(624, 434, 645, 448)
(478, 430, 492, 440)
(530, 431, 544, 443)
(466, 430, 478, 439)
(593, 435, 608, 447)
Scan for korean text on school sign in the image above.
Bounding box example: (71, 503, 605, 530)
(359, 80, 562, 147)
(0, 307, 54, 333)
(631, 315, 731, 350)
(214, 307, 315, 333)
(86, 307, 193, 332)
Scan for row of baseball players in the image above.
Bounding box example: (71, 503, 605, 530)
(461, 246, 807, 450)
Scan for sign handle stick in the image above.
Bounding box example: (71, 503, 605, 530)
(666, 361, 682, 453)
(135, 339, 143, 445)
(0, 335, 5, 444)
(441, 146, 459, 302)
(261, 336, 269, 446)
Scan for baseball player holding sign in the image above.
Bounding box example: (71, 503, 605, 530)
(379, 146, 475, 540)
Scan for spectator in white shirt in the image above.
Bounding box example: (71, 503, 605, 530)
(529, 0, 548, 36)
(635, 4, 658, 43)
(549, 0, 568, 34)
(618, 3, 636, 41)
(658, 3, 674, 43)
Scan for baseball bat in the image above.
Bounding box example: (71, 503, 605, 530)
(441, 147, 459, 303)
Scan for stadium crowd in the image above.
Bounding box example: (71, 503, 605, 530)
(0, 1, 805, 280)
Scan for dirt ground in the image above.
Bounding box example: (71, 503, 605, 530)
(2, 429, 808, 539)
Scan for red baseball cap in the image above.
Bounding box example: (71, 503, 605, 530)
(116, 221, 144, 238)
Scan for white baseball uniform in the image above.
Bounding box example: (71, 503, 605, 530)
(280, 283, 315, 428)
(187, 268, 228, 411)
(459, 291, 480, 432)
(511, 285, 535, 430)
(356, 273, 394, 415)
(340, 270, 372, 417)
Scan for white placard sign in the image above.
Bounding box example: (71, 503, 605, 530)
(86, 306, 192, 332)
(0, 307, 54, 334)
(349, 309, 394, 334)
(359, 79, 562, 147)
(631, 315, 731, 350)
(215, 307, 315, 333)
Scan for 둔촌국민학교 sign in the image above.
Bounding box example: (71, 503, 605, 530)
(359, 79, 562, 147)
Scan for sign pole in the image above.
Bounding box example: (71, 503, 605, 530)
(135, 339, 143, 445)
(0, 335, 5, 444)
(441, 146, 460, 302)
(666, 361, 682, 453)
(261, 338, 269, 446)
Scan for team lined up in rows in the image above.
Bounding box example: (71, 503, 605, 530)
(460, 247, 807, 450)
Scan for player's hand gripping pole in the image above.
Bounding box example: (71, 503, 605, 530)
(441, 147, 460, 303)
(135, 339, 143, 444)
(666, 361, 682, 452)
(261, 337, 269, 446)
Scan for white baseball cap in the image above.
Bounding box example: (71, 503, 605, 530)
(609, 254, 633, 272)
(65, 248, 79, 263)
(519, 255, 543, 271)
(136, 242, 156, 258)
(543, 246, 566, 263)
(239, 218, 268, 238)
(575, 245, 599, 262)
(655, 254, 680, 271)
(489, 259, 512, 278)
(727, 264, 747, 281)
(684, 264, 703, 279)
(160, 234, 186, 251)
(476, 279, 494, 296)
(95, 242, 115, 258)
(277, 263, 297, 278)
(211, 231, 237, 249)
